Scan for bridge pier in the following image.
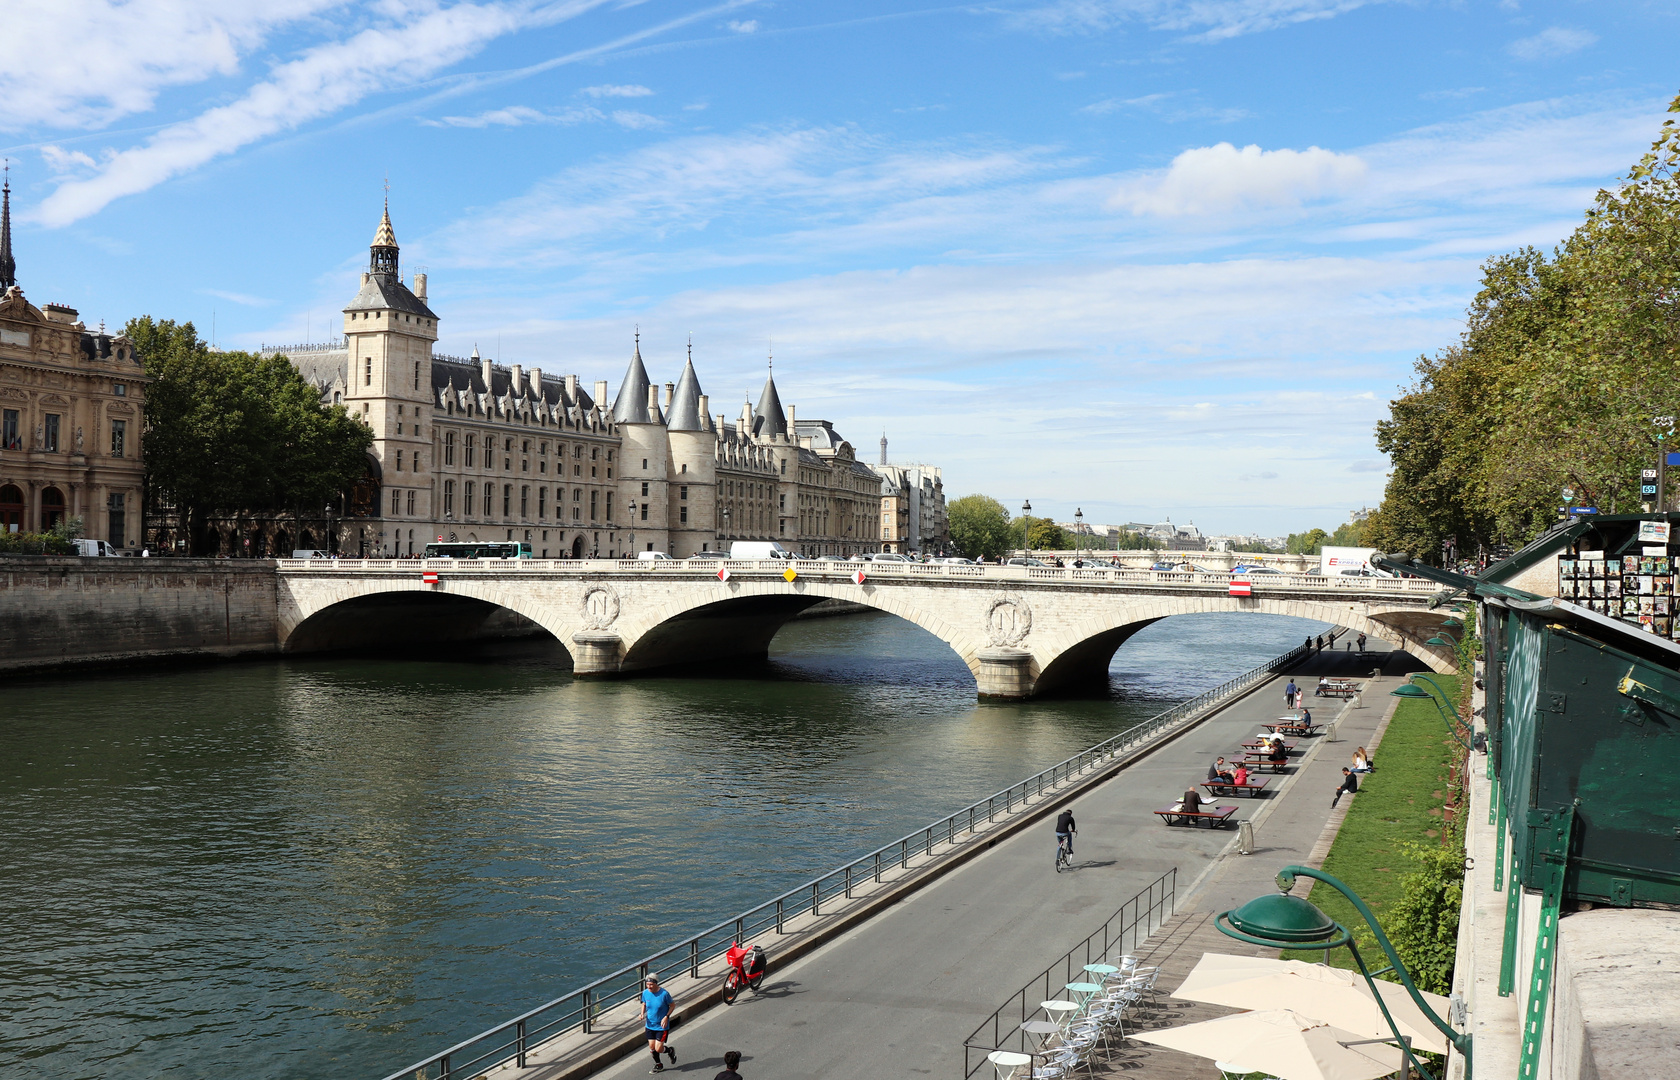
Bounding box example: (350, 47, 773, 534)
(570, 631, 623, 678)
(975, 647, 1036, 699)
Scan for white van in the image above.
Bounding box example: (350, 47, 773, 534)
(72, 539, 122, 556)
(729, 541, 792, 560)
(290, 549, 330, 559)
(635, 550, 673, 561)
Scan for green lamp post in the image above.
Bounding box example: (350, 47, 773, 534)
(1218, 866, 1472, 1080)
(1390, 675, 1474, 749)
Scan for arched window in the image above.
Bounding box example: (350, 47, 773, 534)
(0, 484, 23, 532)
(444, 480, 455, 517)
(40, 487, 66, 530)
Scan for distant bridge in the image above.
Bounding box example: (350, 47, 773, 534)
(274, 559, 1453, 698)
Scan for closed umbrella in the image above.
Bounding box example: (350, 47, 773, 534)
(1130, 1009, 1403, 1080)
(1173, 953, 1452, 1055)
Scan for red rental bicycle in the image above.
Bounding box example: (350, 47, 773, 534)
(720, 942, 767, 1005)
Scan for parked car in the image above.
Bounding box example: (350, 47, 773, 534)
(817, 554, 851, 562)
(1005, 557, 1049, 567)
(938, 557, 975, 565)
(290, 548, 330, 559)
(1231, 565, 1286, 575)
(867, 552, 910, 563)
(686, 551, 729, 560)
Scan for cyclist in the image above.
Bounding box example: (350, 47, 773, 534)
(1055, 808, 1077, 867)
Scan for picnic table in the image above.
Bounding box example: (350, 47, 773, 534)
(1241, 739, 1296, 753)
(1154, 804, 1238, 828)
(1262, 721, 1322, 736)
(1316, 679, 1360, 699)
(1203, 777, 1270, 799)
(1242, 751, 1291, 773)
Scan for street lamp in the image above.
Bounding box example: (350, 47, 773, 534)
(1218, 866, 1471, 1080)
(1074, 507, 1084, 563)
(1390, 674, 1474, 749)
(1021, 498, 1032, 564)
(628, 498, 638, 559)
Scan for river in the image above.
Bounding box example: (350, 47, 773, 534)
(1, 609, 1330, 1079)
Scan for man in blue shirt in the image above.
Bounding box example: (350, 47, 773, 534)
(641, 975, 676, 1072)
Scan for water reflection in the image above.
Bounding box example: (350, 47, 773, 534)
(0, 609, 1327, 1079)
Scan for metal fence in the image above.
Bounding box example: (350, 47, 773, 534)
(961, 868, 1178, 1077)
(375, 637, 1324, 1080)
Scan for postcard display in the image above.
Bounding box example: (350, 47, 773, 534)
(1559, 553, 1677, 638)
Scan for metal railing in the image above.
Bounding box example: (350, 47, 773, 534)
(961, 869, 1178, 1077)
(276, 556, 1439, 595)
(373, 637, 1321, 1080)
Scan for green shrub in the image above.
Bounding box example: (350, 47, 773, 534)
(1384, 839, 1465, 995)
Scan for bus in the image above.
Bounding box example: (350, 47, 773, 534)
(422, 542, 533, 559)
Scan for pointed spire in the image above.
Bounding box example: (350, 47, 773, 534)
(0, 161, 15, 290)
(610, 332, 653, 424)
(369, 189, 398, 276)
(752, 356, 787, 440)
(667, 349, 707, 431)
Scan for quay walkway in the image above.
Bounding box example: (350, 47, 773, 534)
(562, 641, 1422, 1080)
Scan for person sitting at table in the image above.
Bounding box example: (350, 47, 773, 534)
(1177, 785, 1204, 812)
(1268, 738, 1289, 767)
(1298, 705, 1312, 727)
(1231, 763, 1250, 787)
(1207, 756, 1234, 784)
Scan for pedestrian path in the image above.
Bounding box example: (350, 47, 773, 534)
(582, 640, 1422, 1079)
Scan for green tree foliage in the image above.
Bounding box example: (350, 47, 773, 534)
(131, 317, 373, 552)
(948, 494, 1012, 559)
(1384, 839, 1466, 996)
(1286, 528, 1330, 555)
(1005, 516, 1069, 551)
(1328, 516, 1368, 547)
(1369, 95, 1680, 561)
(1114, 528, 1163, 551)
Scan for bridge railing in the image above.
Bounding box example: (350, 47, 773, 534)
(371, 635, 1323, 1080)
(275, 557, 1440, 594)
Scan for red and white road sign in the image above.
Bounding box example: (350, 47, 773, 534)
(852, 569, 867, 586)
(717, 567, 731, 582)
(422, 570, 439, 585)
(1228, 577, 1251, 597)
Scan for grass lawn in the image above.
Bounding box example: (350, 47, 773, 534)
(1282, 676, 1462, 971)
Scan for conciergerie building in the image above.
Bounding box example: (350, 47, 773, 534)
(257, 206, 945, 559)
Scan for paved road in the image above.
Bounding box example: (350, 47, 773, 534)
(595, 641, 1419, 1080)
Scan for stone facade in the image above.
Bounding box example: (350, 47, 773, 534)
(259, 209, 945, 558)
(0, 175, 148, 546)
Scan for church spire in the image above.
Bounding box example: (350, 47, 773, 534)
(0, 162, 15, 290)
(369, 192, 398, 277)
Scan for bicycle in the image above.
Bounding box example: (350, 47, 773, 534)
(1055, 832, 1074, 872)
(720, 942, 767, 1005)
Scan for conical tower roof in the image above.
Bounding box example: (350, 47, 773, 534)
(667, 348, 709, 432)
(0, 165, 15, 290)
(752, 368, 787, 439)
(610, 334, 654, 424)
(372, 200, 397, 248)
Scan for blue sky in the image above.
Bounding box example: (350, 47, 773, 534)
(4, 1, 1676, 537)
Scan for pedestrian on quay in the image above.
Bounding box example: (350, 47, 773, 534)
(714, 1049, 744, 1080)
(1332, 767, 1359, 808)
(641, 976, 676, 1072)
(1284, 678, 1299, 709)
(1357, 632, 1367, 652)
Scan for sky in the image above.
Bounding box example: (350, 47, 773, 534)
(3, 1, 1677, 538)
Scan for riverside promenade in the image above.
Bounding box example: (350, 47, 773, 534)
(579, 641, 1423, 1080)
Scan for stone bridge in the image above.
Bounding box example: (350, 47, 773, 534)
(274, 558, 1455, 698)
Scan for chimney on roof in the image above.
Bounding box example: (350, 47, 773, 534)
(510, 363, 523, 394)
(698, 394, 709, 430)
(786, 403, 795, 437)
(646, 383, 660, 418)
(663, 382, 674, 410)
(478, 349, 492, 390)
(528, 367, 542, 397)
(413, 272, 427, 301)
(565, 373, 578, 401)
(594, 379, 608, 407)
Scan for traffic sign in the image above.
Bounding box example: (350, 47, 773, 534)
(1229, 577, 1251, 598)
(716, 567, 730, 582)
(852, 569, 867, 586)
(421, 570, 439, 585)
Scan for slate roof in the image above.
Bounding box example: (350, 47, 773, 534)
(611, 341, 656, 424)
(343, 272, 437, 319)
(753, 372, 787, 439)
(666, 356, 711, 432)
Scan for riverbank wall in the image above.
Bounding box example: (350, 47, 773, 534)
(0, 557, 280, 674)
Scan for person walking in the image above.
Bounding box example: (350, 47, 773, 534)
(1357, 632, 1367, 652)
(714, 1050, 744, 1080)
(641, 976, 676, 1072)
(1284, 678, 1299, 709)
(1332, 767, 1359, 808)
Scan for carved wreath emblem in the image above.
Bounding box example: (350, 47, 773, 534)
(986, 594, 1033, 647)
(581, 585, 621, 629)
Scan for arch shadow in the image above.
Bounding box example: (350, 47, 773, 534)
(285, 591, 569, 661)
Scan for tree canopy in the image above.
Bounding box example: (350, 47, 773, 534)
(948, 494, 1012, 559)
(1367, 95, 1680, 562)
(132, 317, 373, 550)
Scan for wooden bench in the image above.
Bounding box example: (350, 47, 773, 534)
(1154, 804, 1238, 828)
(1241, 739, 1296, 753)
(1316, 681, 1359, 699)
(1242, 752, 1291, 773)
(1262, 723, 1321, 737)
(1203, 778, 1270, 799)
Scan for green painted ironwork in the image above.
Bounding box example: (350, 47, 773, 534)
(1499, 838, 1520, 997)
(1517, 802, 1578, 1080)
(1493, 781, 1505, 893)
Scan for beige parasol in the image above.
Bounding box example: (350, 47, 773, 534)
(1131, 1009, 1404, 1080)
(1174, 953, 1452, 1056)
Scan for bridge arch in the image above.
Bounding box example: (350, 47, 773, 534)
(278, 578, 578, 659)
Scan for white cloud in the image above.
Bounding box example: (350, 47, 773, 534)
(40, 145, 98, 174)
(1109, 142, 1367, 216)
(32, 2, 552, 226)
(610, 110, 663, 130)
(1508, 27, 1597, 61)
(201, 288, 275, 307)
(423, 105, 604, 128)
(727, 18, 758, 32)
(0, 0, 345, 132)
(581, 83, 655, 98)
(1017, 0, 1388, 41)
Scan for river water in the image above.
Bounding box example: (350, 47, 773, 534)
(2, 609, 1329, 1079)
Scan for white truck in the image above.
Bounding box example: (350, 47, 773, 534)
(729, 541, 792, 560)
(1319, 546, 1388, 577)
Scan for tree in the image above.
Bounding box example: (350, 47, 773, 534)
(132, 317, 373, 553)
(1028, 519, 1068, 551)
(948, 494, 1012, 559)
(1286, 528, 1330, 555)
